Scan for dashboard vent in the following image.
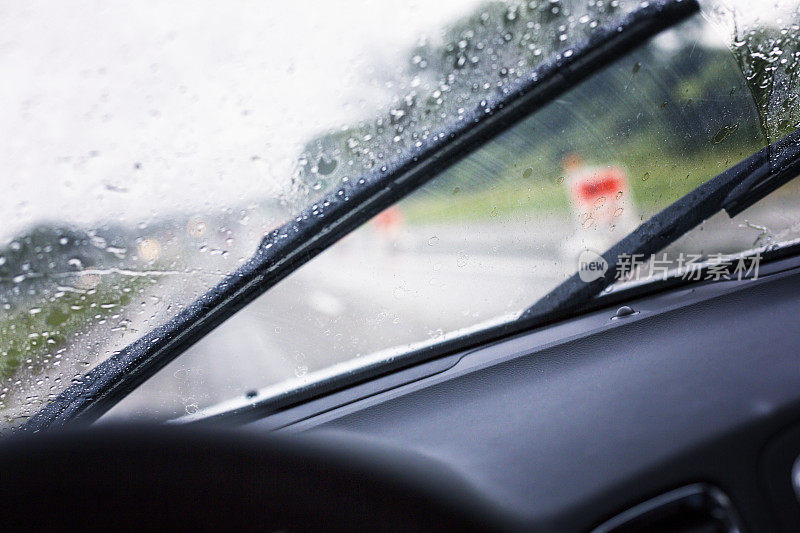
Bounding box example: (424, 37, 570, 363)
(591, 483, 743, 533)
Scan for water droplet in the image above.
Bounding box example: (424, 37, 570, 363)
(712, 124, 739, 144)
(317, 155, 337, 175)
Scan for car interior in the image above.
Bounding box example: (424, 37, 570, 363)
(2, 0, 800, 531)
(5, 250, 800, 531)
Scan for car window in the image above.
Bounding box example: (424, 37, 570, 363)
(0, 0, 654, 430)
(0, 0, 489, 428)
(2, 0, 799, 429)
(107, 10, 797, 422)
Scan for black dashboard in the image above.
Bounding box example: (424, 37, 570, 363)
(4, 253, 800, 532)
(242, 252, 800, 531)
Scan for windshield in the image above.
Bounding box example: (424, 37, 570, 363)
(2, 0, 799, 429)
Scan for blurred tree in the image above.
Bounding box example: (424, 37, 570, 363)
(291, 0, 779, 195)
(729, 21, 800, 141)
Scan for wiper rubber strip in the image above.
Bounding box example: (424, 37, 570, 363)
(23, 0, 699, 432)
(521, 127, 800, 324)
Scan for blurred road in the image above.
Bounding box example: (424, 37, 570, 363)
(107, 226, 568, 421)
(3, 201, 796, 427)
(106, 202, 799, 421)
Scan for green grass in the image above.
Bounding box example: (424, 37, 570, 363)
(402, 178, 570, 224)
(0, 275, 150, 380)
(400, 142, 780, 224)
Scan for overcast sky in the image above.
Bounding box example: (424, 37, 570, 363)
(0, 0, 793, 242)
(0, 0, 482, 240)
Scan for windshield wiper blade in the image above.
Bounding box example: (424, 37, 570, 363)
(22, 0, 699, 432)
(521, 128, 800, 324)
(723, 132, 800, 216)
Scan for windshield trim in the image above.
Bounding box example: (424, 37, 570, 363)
(22, 0, 700, 432)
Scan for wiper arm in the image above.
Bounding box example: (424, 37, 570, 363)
(521, 128, 800, 324)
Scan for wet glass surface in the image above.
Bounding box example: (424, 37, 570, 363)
(2, 0, 799, 427)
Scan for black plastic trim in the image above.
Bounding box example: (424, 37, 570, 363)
(590, 483, 743, 533)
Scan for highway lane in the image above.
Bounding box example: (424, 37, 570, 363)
(108, 203, 798, 421)
(3, 201, 795, 427)
(107, 239, 566, 421)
